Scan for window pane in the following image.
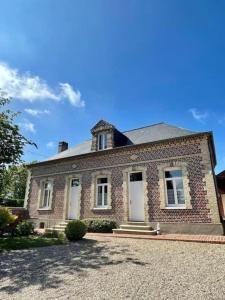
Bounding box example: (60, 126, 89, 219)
(71, 179, 79, 187)
(103, 133, 107, 149)
(130, 172, 142, 182)
(104, 185, 108, 206)
(176, 178, 184, 190)
(166, 180, 175, 204)
(98, 134, 103, 150)
(177, 190, 185, 204)
(176, 179, 185, 204)
(97, 186, 102, 206)
(165, 170, 182, 178)
(97, 177, 108, 184)
(43, 190, 49, 207)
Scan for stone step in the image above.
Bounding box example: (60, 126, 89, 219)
(54, 223, 67, 228)
(120, 224, 153, 231)
(113, 228, 157, 235)
(46, 227, 65, 233)
(126, 222, 147, 226)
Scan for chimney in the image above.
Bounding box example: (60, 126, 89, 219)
(58, 141, 68, 153)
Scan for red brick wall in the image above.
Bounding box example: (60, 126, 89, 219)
(27, 135, 219, 225)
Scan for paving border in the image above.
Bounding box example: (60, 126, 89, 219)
(86, 232, 225, 245)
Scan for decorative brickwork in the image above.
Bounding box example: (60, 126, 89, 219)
(27, 135, 222, 231)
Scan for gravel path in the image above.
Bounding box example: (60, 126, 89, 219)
(1, 235, 225, 300)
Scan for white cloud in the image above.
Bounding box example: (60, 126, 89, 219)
(60, 83, 85, 107)
(25, 108, 50, 116)
(0, 62, 85, 107)
(46, 141, 55, 148)
(18, 119, 36, 133)
(189, 108, 208, 123)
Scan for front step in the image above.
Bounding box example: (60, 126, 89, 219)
(120, 224, 153, 231)
(46, 220, 70, 234)
(113, 229, 156, 235)
(113, 222, 157, 236)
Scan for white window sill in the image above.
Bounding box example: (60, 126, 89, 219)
(163, 206, 188, 210)
(92, 206, 112, 211)
(38, 208, 52, 211)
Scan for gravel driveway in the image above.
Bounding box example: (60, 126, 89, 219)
(0, 235, 225, 300)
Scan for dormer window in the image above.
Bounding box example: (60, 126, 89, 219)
(98, 132, 107, 150)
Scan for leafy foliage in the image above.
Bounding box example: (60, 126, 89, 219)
(0, 91, 36, 167)
(65, 220, 87, 241)
(0, 164, 28, 201)
(0, 207, 17, 235)
(15, 221, 34, 236)
(82, 218, 117, 233)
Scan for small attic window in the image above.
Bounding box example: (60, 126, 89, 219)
(98, 132, 107, 150)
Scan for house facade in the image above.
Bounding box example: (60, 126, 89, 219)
(25, 120, 223, 234)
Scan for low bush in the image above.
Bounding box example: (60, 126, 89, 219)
(65, 220, 87, 241)
(82, 218, 117, 233)
(15, 221, 34, 236)
(0, 198, 24, 207)
(0, 207, 17, 236)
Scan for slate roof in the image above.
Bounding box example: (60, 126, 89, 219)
(45, 122, 197, 162)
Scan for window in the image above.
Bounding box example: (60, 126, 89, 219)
(165, 169, 185, 207)
(96, 177, 108, 207)
(40, 180, 53, 209)
(98, 133, 107, 150)
(130, 172, 143, 182)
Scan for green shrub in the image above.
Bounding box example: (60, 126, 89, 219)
(82, 219, 117, 233)
(65, 220, 87, 241)
(0, 207, 17, 235)
(15, 221, 34, 236)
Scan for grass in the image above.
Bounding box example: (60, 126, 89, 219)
(0, 236, 66, 252)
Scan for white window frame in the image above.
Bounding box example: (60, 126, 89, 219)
(98, 132, 107, 150)
(39, 179, 53, 209)
(164, 168, 185, 208)
(96, 176, 109, 208)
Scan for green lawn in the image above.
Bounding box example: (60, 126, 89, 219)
(0, 236, 66, 252)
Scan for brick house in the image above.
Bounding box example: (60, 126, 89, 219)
(25, 120, 223, 235)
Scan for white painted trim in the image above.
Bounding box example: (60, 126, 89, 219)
(157, 162, 192, 210)
(31, 153, 201, 179)
(128, 171, 145, 222)
(24, 169, 31, 208)
(122, 166, 148, 222)
(96, 176, 109, 208)
(98, 132, 108, 150)
(63, 174, 82, 220)
(91, 170, 112, 210)
(38, 178, 54, 210)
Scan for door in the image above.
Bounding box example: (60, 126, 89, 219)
(68, 178, 80, 219)
(129, 172, 144, 221)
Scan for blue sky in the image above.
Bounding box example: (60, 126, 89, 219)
(0, 0, 225, 173)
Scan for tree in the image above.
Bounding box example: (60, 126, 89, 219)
(0, 165, 28, 200)
(0, 90, 36, 167)
(0, 91, 36, 203)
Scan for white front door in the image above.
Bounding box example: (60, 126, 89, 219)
(68, 178, 80, 219)
(129, 172, 144, 221)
